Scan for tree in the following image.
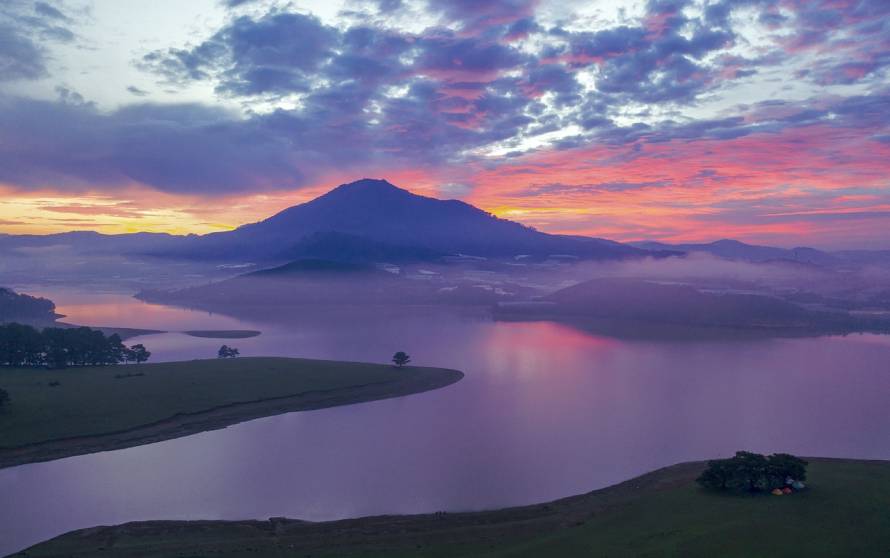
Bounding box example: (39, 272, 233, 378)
(696, 458, 733, 491)
(42, 327, 70, 368)
(392, 351, 410, 368)
(0, 323, 44, 367)
(129, 344, 151, 364)
(768, 453, 808, 482)
(0, 388, 8, 409)
(218, 345, 239, 358)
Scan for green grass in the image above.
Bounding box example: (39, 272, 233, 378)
(458, 460, 890, 558)
(0, 357, 461, 449)
(17, 459, 890, 557)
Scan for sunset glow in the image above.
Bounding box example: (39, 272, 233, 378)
(0, 0, 887, 248)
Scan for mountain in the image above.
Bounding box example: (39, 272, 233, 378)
(163, 179, 647, 261)
(278, 231, 444, 263)
(632, 239, 839, 265)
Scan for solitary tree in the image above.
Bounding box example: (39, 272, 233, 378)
(0, 388, 9, 409)
(218, 345, 240, 358)
(130, 344, 151, 364)
(392, 351, 411, 368)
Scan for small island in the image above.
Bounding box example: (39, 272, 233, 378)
(182, 329, 262, 339)
(0, 357, 463, 469)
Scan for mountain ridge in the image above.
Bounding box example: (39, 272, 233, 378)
(2, 179, 887, 267)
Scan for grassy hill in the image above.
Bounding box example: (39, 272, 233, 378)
(15, 458, 890, 557)
(0, 357, 462, 468)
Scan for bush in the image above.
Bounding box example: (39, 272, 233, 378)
(697, 451, 808, 493)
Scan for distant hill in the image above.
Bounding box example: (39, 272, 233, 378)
(137, 256, 531, 312)
(0, 231, 183, 254)
(632, 239, 839, 265)
(0, 288, 59, 324)
(494, 277, 890, 336)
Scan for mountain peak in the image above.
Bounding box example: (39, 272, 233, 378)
(325, 178, 406, 196)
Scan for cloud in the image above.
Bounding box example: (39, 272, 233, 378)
(0, 0, 78, 82)
(0, 23, 47, 81)
(0, 96, 305, 194)
(427, 0, 538, 33)
(34, 2, 72, 22)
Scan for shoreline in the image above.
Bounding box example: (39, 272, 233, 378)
(13, 457, 890, 557)
(0, 361, 463, 470)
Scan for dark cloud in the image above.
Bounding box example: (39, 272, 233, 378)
(222, 0, 260, 7)
(560, 12, 733, 105)
(374, 0, 404, 12)
(142, 12, 338, 95)
(427, 0, 537, 33)
(0, 23, 47, 81)
(569, 26, 648, 60)
(0, 0, 78, 82)
(415, 34, 526, 74)
(34, 2, 72, 22)
(524, 63, 580, 104)
(0, 96, 304, 194)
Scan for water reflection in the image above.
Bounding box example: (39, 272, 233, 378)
(1, 290, 889, 555)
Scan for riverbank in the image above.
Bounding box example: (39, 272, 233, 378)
(12, 458, 890, 557)
(0, 357, 463, 469)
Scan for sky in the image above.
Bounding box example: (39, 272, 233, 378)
(0, 0, 888, 248)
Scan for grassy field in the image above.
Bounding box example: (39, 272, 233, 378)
(0, 357, 462, 467)
(15, 459, 890, 557)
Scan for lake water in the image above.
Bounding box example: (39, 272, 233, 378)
(2, 288, 890, 554)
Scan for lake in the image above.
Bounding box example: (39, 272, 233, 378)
(2, 288, 889, 555)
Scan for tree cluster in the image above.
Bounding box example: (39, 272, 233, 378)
(0, 323, 150, 368)
(697, 451, 808, 492)
(218, 345, 240, 358)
